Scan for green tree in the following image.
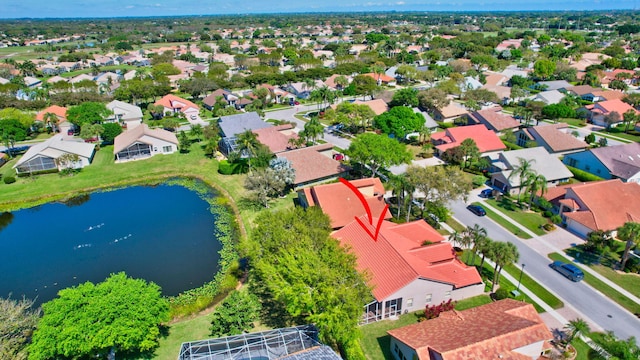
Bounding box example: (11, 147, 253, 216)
(0, 108, 35, 129)
(405, 165, 472, 221)
(458, 138, 480, 169)
(417, 88, 450, 112)
(564, 318, 590, 345)
(0, 296, 40, 360)
(66, 102, 110, 127)
(617, 222, 640, 271)
(351, 74, 379, 100)
(622, 110, 638, 133)
(189, 124, 203, 142)
(248, 207, 370, 359)
(303, 117, 324, 144)
(178, 130, 190, 153)
(373, 106, 424, 139)
(389, 88, 419, 108)
(347, 133, 412, 178)
(525, 173, 548, 208)
(490, 242, 519, 292)
(533, 59, 556, 80)
(509, 157, 536, 203)
(465, 224, 488, 265)
(236, 129, 261, 173)
(29, 273, 169, 360)
(79, 123, 104, 143)
(101, 122, 122, 143)
(210, 290, 262, 337)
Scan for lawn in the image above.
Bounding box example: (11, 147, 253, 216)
(557, 118, 586, 127)
(504, 263, 564, 309)
(572, 337, 605, 360)
(598, 127, 640, 143)
(471, 201, 532, 239)
(360, 295, 492, 360)
(153, 313, 212, 360)
(485, 198, 548, 236)
(548, 253, 640, 315)
(444, 217, 466, 233)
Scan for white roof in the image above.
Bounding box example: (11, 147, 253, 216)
(497, 147, 573, 187)
(106, 100, 143, 121)
(14, 135, 95, 168)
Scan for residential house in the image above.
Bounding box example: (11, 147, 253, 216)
(324, 74, 351, 90)
(412, 108, 439, 132)
(284, 80, 325, 99)
(530, 90, 566, 105)
(565, 85, 598, 99)
(252, 124, 298, 154)
(431, 124, 506, 156)
(387, 299, 553, 360)
(46, 75, 68, 85)
(218, 112, 271, 155)
(23, 76, 42, 88)
(106, 100, 143, 129)
(433, 102, 469, 123)
(516, 124, 588, 155)
(69, 73, 95, 85)
(332, 218, 484, 324)
(586, 90, 626, 102)
(585, 99, 639, 127)
(154, 94, 200, 119)
(113, 124, 178, 163)
(353, 99, 389, 116)
(0, 77, 9, 85)
(95, 72, 121, 86)
(563, 143, 640, 183)
(298, 178, 392, 229)
(467, 108, 520, 135)
(35, 105, 71, 133)
(14, 135, 96, 174)
(276, 143, 350, 187)
(257, 84, 295, 104)
(202, 89, 235, 110)
(362, 72, 396, 86)
(543, 180, 640, 237)
(488, 147, 573, 194)
(495, 39, 523, 52)
(569, 52, 609, 72)
(537, 80, 572, 91)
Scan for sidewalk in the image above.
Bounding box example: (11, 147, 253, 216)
(479, 200, 640, 308)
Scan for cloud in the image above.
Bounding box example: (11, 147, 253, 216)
(396, 1, 405, 4)
(125, 5, 135, 8)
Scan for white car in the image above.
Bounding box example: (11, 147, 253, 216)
(190, 115, 197, 120)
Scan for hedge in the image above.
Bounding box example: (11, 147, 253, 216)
(503, 141, 523, 150)
(566, 165, 605, 182)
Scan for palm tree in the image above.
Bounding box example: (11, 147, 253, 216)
(526, 173, 547, 209)
(189, 124, 203, 143)
(477, 237, 494, 269)
(617, 222, 640, 271)
(43, 112, 59, 133)
(509, 157, 535, 204)
(564, 318, 591, 345)
(303, 117, 324, 145)
(236, 130, 260, 174)
(466, 224, 488, 265)
(491, 242, 519, 292)
(334, 75, 349, 91)
(388, 174, 409, 220)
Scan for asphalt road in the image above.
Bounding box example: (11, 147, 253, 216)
(265, 105, 353, 150)
(450, 198, 640, 340)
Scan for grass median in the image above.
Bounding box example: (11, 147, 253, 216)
(471, 202, 532, 239)
(548, 253, 640, 315)
(485, 198, 547, 236)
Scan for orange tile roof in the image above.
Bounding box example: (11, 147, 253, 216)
(333, 218, 481, 301)
(362, 72, 395, 83)
(560, 180, 640, 232)
(592, 99, 638, 116)
(35, 105, 67, 122)
(388, 299, 552, 360)
(432, 124, 506, 153)
(253, 124, 297, 154)
(154, 94, 199, 113)
(301, 178, 391, 229)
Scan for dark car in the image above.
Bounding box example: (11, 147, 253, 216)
(479, 189, 494, 198)
(550, 261, 584, 282)
(467, 204, 486, 216)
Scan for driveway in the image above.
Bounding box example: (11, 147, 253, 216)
(388, 157, 445, 175)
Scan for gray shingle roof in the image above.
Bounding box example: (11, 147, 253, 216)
(218, 112, 270, 137)
(497, 146, 573, 187)
(590, 142, 640, 180)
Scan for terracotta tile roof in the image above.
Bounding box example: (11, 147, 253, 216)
(560, 180, 640, 232)
(432, 124, 506, 153)
(566, 85, 598, 96)
(529, 125, 588, 153)
(592, 99, 638, 116)
(35, 105, 67, 122)
(154, 94, 199, 113)
(352, 99, 389, 116)
(437, 102, 469, 119)
(333, 218, 481, 301)
(362, 72, 395, 84)
(591, 90, 626, 101)
(202, 89, 231, 107)
(388, 299, 552, 360)
(469, 109, 520, 132)
(483, 72, 508, 87)
(276, 144, 350, 185)
(113, 124, 178, 154)
(301, 178, 391, 229)
(253, 124, 297, 154)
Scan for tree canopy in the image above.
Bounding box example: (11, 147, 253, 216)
(0, 296, 40, 360)
(347, 133, 412, 177)
(29, 272, 169, 360)
(66, 102, 110, 127)
(373, 106, 424, 139)
(247, 207, 370, 359)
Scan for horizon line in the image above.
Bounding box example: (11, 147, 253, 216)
(1, 8, 639, 21)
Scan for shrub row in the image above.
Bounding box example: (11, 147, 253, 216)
(566, 165, 605, 182)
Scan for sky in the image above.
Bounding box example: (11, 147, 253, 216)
(0, 0, 639, 19)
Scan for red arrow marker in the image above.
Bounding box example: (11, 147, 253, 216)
(339, 177, 388, 242)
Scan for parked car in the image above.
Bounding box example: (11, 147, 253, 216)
(467, 204, 486, 216)
(550, 261, 584, 282)
(479, 189, 494, 198)
(190, 115, 197, 120)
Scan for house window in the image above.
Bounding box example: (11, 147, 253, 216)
(384, 298, 402, 318)
(406, 298, 413, 308)
(567, 158, 577, 167)
(394, 344, 399, 354)
(444, 291, 451, 299)
(162, 145, 172, 153)
(154, 147, 158, 152)
(425, 294, 432, 303)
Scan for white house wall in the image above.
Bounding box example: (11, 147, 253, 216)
(139, 135, 177, 155)
(565, 218, 592, 238)
(382, 278, 484, 315)
(513, 340, 547, 359)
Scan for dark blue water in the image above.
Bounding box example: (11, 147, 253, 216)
(0, 184, 221, 306)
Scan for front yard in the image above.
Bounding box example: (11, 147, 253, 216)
(485, 198, 550, 236)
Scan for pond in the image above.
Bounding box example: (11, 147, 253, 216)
(0, 183, 223, 306)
